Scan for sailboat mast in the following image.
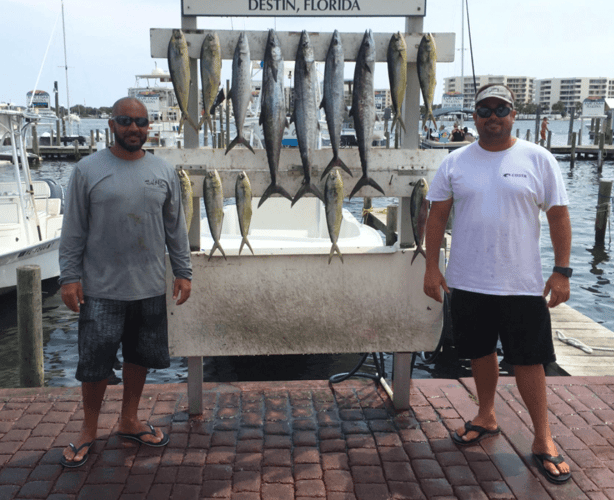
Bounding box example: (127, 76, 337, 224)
(461, 0, 465, 111)
(61, 0, 71, 133)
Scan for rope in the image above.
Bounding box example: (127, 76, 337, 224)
(555, 330, 614, 354)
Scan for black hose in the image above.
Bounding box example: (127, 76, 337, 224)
(329, 352, 387, 384)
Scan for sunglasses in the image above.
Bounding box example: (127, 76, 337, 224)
(112, 116, 149, 127)
(475, 106, 512, 118)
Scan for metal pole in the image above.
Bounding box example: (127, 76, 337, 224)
(17, 265, 44, 387)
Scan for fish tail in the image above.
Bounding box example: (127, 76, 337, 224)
(258, 182, 293, 208)
(411, 245, 427, 265)
(292, 181, 324, 207)
(348, 175, 385, 200)
(185, 113, 200, 133)
(239, 237, 254, 256)
(225, 135, 256, 155)
(320, 156, 352, 180)
(328, 243, 344, 264)
(427, 110, 437, 130)
(395, 115, 407, 134)
(178, 116, 185, 134)
(208, 241, 227, 261)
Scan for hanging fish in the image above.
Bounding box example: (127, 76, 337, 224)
(235, 171, 254, 256)
(177, 167, 193, 233)
(387, 32, 407, 134)
(199, 32, 222, 131)
(203, 169, 226, 261)
(417, 33, 437, 129)
(168, 29, 199, 133)
(324, 169, 344, 264)
(410, 178, 429, 265)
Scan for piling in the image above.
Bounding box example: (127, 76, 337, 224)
(31, 125, 40, 157)
(570, 132, 577, 168)
(105, 128, 110, 148)
(534, 108, 541, 144)
(56, 120, 61, 146)
(386, 204, 398, 246)
(606, 115, 613, 145)
(73, 140, 80, 161)
(525, 129, 531, 141)
(546, 130, 552, 151)
(516, 128, 519, 138)
(96, 129, 100, 142)
(595, 179, 613, 246)
(17, 265, 44, 387)
(594, 119, 601, 146)
(598, 133, 605, 171)
(362, 197, 372, 223)
(568, 107, 575, 145)
(89, 130, 94, 155)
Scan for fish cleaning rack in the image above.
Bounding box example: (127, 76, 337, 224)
(150, 4, 456, 412)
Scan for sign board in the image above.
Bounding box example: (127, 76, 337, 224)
(582, 97, 605, 117)
(26, 90, 50, 109)
(442, 92, 463, 109)
(182, 0, 426, 16)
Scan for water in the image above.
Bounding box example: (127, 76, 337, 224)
(0, 118, 611, 388)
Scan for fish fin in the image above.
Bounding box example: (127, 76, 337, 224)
(226, 135, 256, 155)
(258, 183, 293, 208)
(328, 243, 344, 264)
(392, 115, 406, 134)
(272, 65, 279, 82)
(411, 245, 427, 265)
(348, 175, 385, 200)
(198, 115, 205, 129)
(185, 113, 200, 133)
(320, 156, 352, 180)
(208, 241, 227, 261)
(239, 237, 254, 256)
(178, 116, 185, 134)
(292, 181, 324, 207)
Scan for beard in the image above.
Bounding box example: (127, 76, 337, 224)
(114, 131, 146, 152)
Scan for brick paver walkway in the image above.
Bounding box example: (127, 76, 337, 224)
(0, 376, 613, 499)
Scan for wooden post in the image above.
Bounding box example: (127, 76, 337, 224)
(31, 125, 40, 157)
(525, 129, 531, 141)
(56, 119, 61, 146)
(96, 128, 100, 142)
(595, 179, 613, 246)
(594, 119, 601, 146)
(386, 204, 398, 246)
(570, 132, 577, 168)
(606, 115, 613, 145)
(89, 130, 95, 155)
(598, 132, 605, 171)
(226, 79, 231, 149)
(105, 128, 110, 148)
(567, 107, 575, 145)
(516, 128, 519, 138)
(17, 265, 44, 387)
(73, 140, 80, 161)
(546, 130, 552, 151)
(534, 108, 541, 144)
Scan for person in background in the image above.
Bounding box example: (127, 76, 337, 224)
(541, 117, 550, 142)
(463, 126, 475, 143)
(423, 83, 572, 485)
(450, 123, 465, 142)
(58, 97, 192, 467)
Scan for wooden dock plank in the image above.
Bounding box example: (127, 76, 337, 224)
(550, 303, 614, 376)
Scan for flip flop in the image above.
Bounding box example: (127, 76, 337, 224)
(533, 453, 572, 484)
(60, 441, 93, 468)
(452, 421, 501, 446)
(117, 423, 169, 447)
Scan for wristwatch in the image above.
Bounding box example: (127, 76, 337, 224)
(553, 266, 573, 278)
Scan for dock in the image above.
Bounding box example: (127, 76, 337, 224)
(29, 145, 97, 161)
(549, 144, 614, 160)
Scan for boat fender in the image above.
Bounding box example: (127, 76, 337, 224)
(41, 178, 65, 214)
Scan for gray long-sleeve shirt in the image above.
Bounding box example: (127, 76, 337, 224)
(59, 149, 192, 300)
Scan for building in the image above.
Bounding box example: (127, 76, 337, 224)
(535, 77, 614, 114)
(443, 75, 535, 109)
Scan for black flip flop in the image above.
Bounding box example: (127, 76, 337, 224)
(452, 421, 501, 446)
(117, 423, 169, 447)
(533, 453, 571, 484)
(60, 441, 93, 468)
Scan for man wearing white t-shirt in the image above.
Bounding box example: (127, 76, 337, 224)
(423, 84, 572, 484)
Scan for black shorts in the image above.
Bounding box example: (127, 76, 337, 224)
(450, 289, 556, 366)
(76, 295, 170, 383)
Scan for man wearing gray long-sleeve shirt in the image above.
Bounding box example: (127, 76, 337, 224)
(58, 98, 192, 467)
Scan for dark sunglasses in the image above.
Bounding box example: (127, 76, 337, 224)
(476, 106, 512, 119)
(112, 116, 149, 127)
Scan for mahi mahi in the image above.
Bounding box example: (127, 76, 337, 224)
(226, 32, 255, 154)
(410, 178, 429, 265)
(324, 169, 344, 264)
(319, 30, 351, 180)
(292, 30, 325, 206)
(177, 167, 194, 233)
(417, 33, 437, 129)
(387, 32, 407, 134)
(258, 29, 293, 208)
(348, 29, 385, 200)
(203, 169, 226, 261)
(199, 32, 222, 132)
(168, 29, 199, 133)
(235, 171, 254, 256)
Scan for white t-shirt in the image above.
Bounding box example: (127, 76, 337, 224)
(427, 139, 569, 296)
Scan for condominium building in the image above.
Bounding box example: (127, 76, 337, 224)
(535, 77, 614, 114)
(443, 75, 535, 108)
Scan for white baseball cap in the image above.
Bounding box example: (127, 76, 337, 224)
(475, 85, 515, 107)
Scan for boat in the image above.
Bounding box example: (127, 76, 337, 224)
(0, 109, 65, 294)
(200, 197, 382, 256)
(128, 66, 185, 148)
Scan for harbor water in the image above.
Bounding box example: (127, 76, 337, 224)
(0, 118, 611, 388)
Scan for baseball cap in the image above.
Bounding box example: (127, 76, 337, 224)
(475, 85, 515, 107)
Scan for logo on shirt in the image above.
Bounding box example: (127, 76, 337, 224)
(503, 173, 527, 178)
(145, 179, 165, 188)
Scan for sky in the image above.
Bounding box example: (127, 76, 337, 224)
(3, 0, 613, 109)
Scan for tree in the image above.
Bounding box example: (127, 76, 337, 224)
(551, 101, 566, 117)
